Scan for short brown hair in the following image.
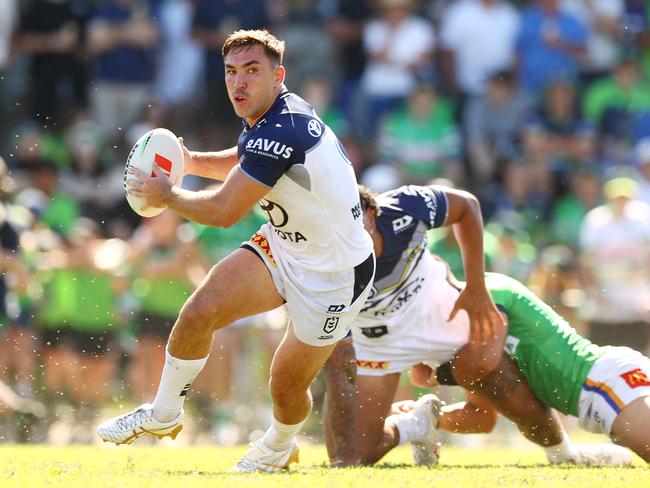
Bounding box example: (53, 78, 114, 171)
(358, 185, 381, 217)
(222, 29, 285, 65)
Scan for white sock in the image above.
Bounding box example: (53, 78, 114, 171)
(545, 433, 577, 464)
(151, 349, 208, 422)
(385, 411, 422, 445)
(261, 417, 306, 451)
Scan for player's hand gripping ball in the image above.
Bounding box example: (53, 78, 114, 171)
(124, 128, 184, 217)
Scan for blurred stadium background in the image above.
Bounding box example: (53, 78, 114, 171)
(0, 0, 649, 448)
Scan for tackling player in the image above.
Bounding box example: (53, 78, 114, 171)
(400, 269, 650, 464)
(98, 29, 377, 472)
(332, 185, 635, 466)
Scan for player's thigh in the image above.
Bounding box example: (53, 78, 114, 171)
(181, 247, 284, 329)
(270, 322, 337, 394)
(611, 396, 650, 462)
(356, 373, 401, 455)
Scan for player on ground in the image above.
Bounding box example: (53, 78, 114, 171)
(97, 29, 377, 472)
(399, 269, 650, 463)
(323, 184, 505, 465)
(335, 185, 634, 466)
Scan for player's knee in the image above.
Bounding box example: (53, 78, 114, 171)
(178, 295, 226, 332)
(269, 374, 310, 407)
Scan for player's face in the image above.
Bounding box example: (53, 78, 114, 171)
(224, 44, 285, 125)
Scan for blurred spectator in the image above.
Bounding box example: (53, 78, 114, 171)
(0, 0, 17, 153)
(485, 218, 537, 282)
(192, 0, 272, 130)
(279, 1, 337, 92)
(622, 0, 650, 80)
(516, 0, 587, 96)
(523, 79, 595, 171)
(14, 0, 86, 126)
(37, 219, 124, 441)
(550, 165, 602, 246)
(376, 83, 462, 184)
(439, 0, 520, 99)
(561, 0, 624, 82)
(527, 244, 584, 327)
(323, 0, 372, 118)
(127, 212, 198, 402)
(86, 0, 159, 135)
(635, 138, 650, 205)
(0, 0, 15, 70)
(16, 159, 79, 237)
(300, 75, 350, 139)
(464, 70, 530, 184)
(484, 160, 553, 241)
(578, 176, 650, 353)
(357, 0, 435, 139)
(59, 116, 126, 224)
(583, 55, 650, 162)
(153, 0, 203, 119)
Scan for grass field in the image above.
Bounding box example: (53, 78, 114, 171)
(0, 444, 647, 488)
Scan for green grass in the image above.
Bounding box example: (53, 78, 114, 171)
(0, 445, 646, 488)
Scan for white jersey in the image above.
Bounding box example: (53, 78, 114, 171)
(238, 90, 372, 272)
(351, 186, 470, 375)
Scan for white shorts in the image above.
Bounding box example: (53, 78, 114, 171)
(242, 226, 375, 347)
(352, 259, 469, 376)
(578, 346, 650, 435)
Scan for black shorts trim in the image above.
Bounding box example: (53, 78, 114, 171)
(351, 253, 375, 305)
(241, 243, 265, 263)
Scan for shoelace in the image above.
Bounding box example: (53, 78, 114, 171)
(115, 408, 152, 431)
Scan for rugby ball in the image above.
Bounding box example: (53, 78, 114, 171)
(124, 128, 184, 217)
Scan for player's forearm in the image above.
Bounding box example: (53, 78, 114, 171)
(166, 187, 235, 227)
(322, 339, 359, 466)
(186, 147, 239, 181)
(451, 194, 486, 287)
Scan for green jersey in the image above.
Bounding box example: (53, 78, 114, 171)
(486, 273, 604, 416)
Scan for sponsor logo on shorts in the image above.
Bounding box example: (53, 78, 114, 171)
(153, 153, 172, 177)
(620, 368, 650, 388)
(356, 359, 389, 370)
(251, 232, 276, 267)
(323, 316, 340, 334)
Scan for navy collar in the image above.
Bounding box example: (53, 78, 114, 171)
(243, 89, 289, 131)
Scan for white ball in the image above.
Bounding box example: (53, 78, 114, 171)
(124, 128, 185, 217)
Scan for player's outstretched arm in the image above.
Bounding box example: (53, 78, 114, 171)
(322, 338, 359, 467)
(180, 138, 239, 182)
(442, 188, 505, 344)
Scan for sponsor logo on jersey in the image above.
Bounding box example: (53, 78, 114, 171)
(356, 359, 389, 370)
(620, 368, 650, 388)
(260, 199, 289, 227)
(153, 153, 172, 177)
(307, 119, 322, 138)
(245, 138, 294, 159)
(250, 232, 276, 267)
(370, 277, 424, 317)
(351, 202, 361, 220)
(274, 229, 308, 243)
(392, 215, 414, 233)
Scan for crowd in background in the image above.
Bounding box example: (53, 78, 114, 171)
(0, 0, 650, 445)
